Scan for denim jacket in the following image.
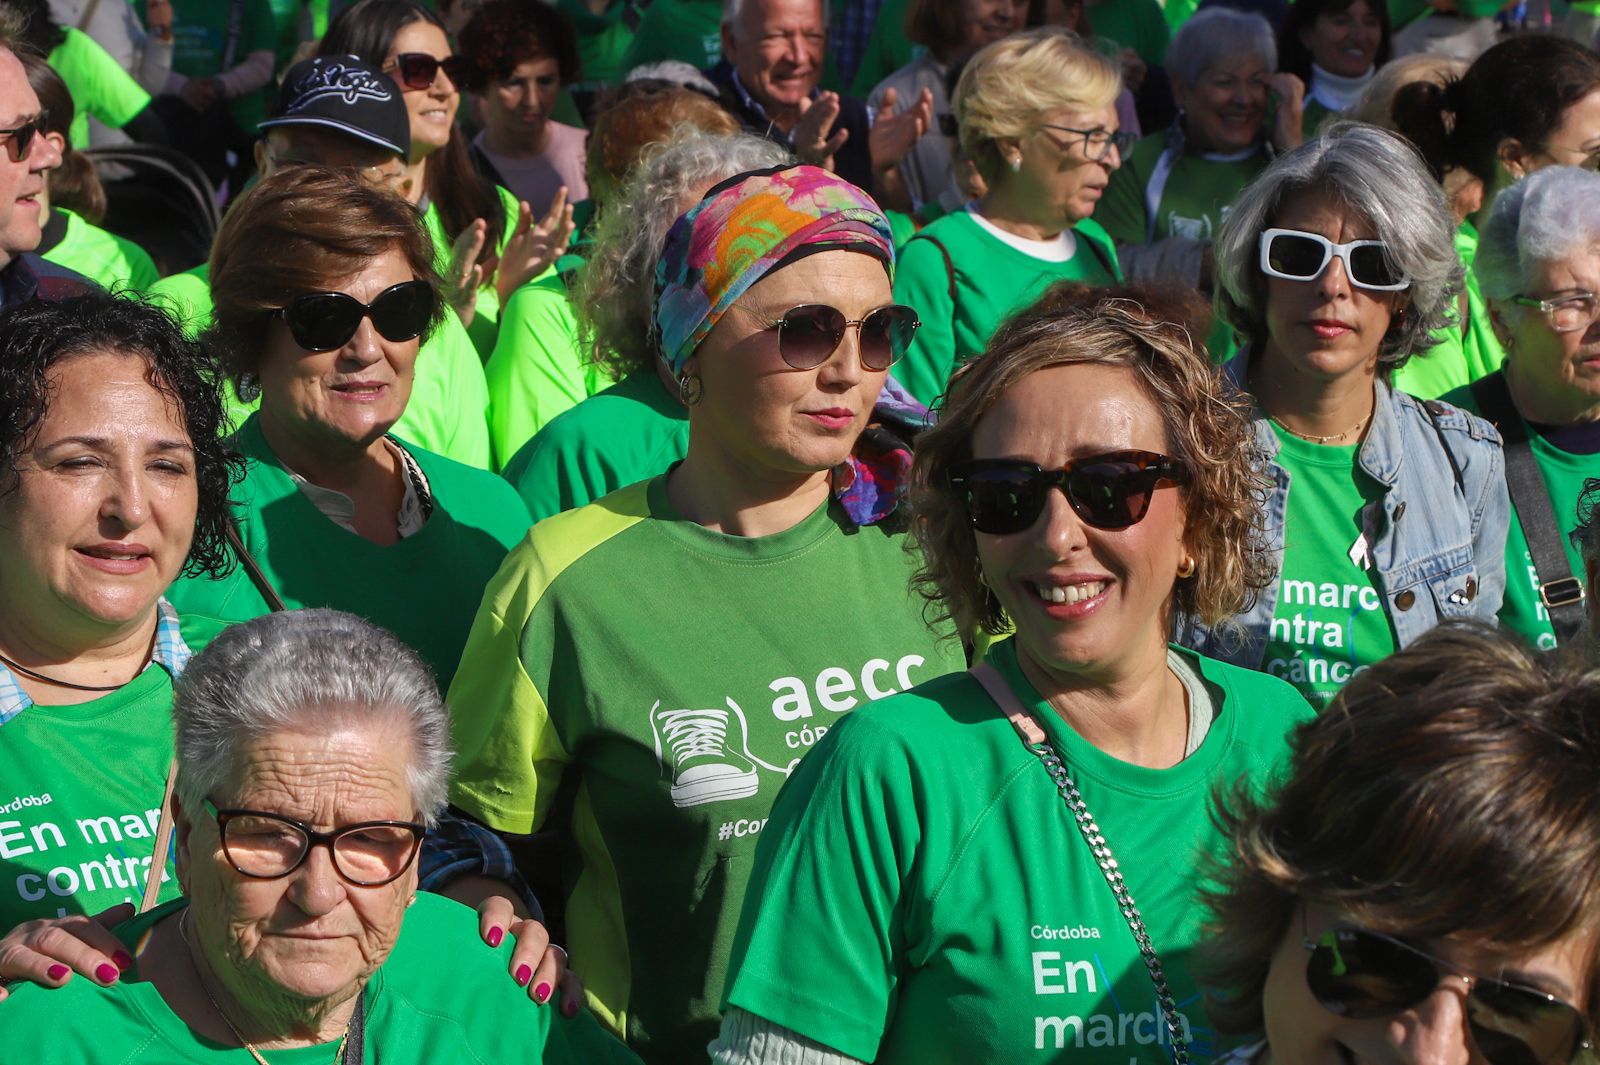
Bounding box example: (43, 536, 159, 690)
(1179, 360, 1511, 669)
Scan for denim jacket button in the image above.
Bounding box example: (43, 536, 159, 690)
(1396, 589, 1417, 610)
(1464, 577, 1478, 600)
(1394, 501, 1406, 520)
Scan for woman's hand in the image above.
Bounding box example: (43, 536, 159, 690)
(494, 190, 576, 305)
(1270, 72, 1307, 154)
(445, 218, 489, 329)
(475, 894, 583, 1016)
(0, 905, 137, 1002)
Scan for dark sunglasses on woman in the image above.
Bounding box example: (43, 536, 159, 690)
(770, 304, 919, 372)
(1306, 926, 1596, 1065)
(0, 110, 48, 163)
(384, 52, 471, 92)
(949, 451, 1188, 535)
(276, 280, 436, 352)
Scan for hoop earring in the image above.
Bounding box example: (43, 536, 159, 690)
(1176, 554, 1196, 579)
(677, 372, 703, 407)
(237, 373, 261, 403)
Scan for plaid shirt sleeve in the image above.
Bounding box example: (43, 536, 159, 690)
(418, 807, 545, 923)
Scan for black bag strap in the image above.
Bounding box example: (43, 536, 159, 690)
(226, 521, 289, 613)
(341, 988, 367, 1064)
(221, 0, 246, 72)
(1469, 373, 1586, 644)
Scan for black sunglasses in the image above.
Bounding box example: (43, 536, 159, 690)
(770, 303, 919, 372)
(0, 110, 48, 163)
(385, 52, 470, 91)
(949, 451, 1188, 535)
(276, 279, 436, 352)
(1306, 927, 1595, 1065)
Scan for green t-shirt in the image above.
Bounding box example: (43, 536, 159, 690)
(846, 0, 917, 98)
(447, 476, 966, 1062)
(723, 638, 1312, 1063)
(618, 0, 725, 73)
(0, 893, 642, 1064)
(145, 263, 494, 469)
(891, 209, 1121, 407)
(42, 207, 161, 292)
(501, 368, 688, 522)
(147, 0, 278, 132)
(486, 266, 611, 470)
(1088, 0, 1170, 65)
(1161, 0, 1200, 29)
(48, 27, 152, 149)
(168, 414, 531, 687)
(1261, 426, 1397, 709)
(558, 0, 637, 89)
(1392, 222, 1505, 400)
(423, 186, 522, 360)
(1389, 0, 1504, 28)
(1098, 130, 1269, 247)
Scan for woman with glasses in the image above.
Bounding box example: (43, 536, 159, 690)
(1186, 122, 1508, 711)
(0, 608, 640, 1064)
(890, 27, 1124, 408)
(447, 164, 966, 1062)
(1205, 622, 1600, 1065)
(166, 166, 530, 690)
(716, 282, 1312, 1064)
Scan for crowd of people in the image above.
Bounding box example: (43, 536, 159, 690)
(0, 0, 1599, 1062)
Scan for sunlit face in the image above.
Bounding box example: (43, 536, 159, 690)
(1300, 0, 1383, 80)
(1525, 91, 1600, 176)
(0, 353, 197, 644)
(1260, 187, 1406, 387)
(1262, 904, 1598, 1065)
(383, 20, 456, 158)
(1500, 248, 1600, 408)
(0, 49, 60, 261)
(178, 725, 419, 1006)
(255, 248, 420, 460)
(959, 0, 1024, 50)
(481, 56, 560, 151)
(726, 0, 826, 115)
(1176, 51, 1270, 155)
(972, 363, 1188, 687)
(1011, 105, 1123, 228)
(683, 249, 892, 478)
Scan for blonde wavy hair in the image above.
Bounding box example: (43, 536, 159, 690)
(953, 26, 1121, 182)
(909, 283, 1272, 639)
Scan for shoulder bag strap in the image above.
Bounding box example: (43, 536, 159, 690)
(225, 521, 289, 613)
(221, 0, 246, 73)
(1469, 374, 1587, 644)
(76, 0, 103, 32)
(969, 660, 1044, 743)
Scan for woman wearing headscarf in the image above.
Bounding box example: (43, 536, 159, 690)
(447, 164, 966, 1063)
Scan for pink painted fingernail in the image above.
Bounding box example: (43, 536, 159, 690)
(46, 964, 68, 981)
(486, 926, 504, 948)
(514, 964, 532, 987)
(113, 951, 133, 971)
(534, 982, 551, 1004)
(95, 964, 119, 984)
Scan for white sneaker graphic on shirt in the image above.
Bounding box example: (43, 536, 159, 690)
(650, 699, 761, 808)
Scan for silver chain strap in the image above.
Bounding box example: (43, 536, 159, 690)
(1025, 739, 1191, 1064)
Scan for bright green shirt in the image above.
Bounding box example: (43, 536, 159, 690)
(558, 0, 637, 89)
(1088, 0, 1170, 65)
(501, 368, 688, 522)
(0, 893, 642, 1064)
(618, 0, 725, 72)
(1099, 129, 1269, 247)
(1161, 0, 1199, 29)
(891, 209, 1121, 407)
(168, 414, 530, 687)
(48, 27, 151, 149)
(1389, 0, 1505, 28)
(423, 186, 521, 360)
(1393, 222, 1505, 400)
(42, 208, 160, 292)
(145, 0, 278, 131)
(447, 476, 966, 1061)
(723, 638, 1312, 1063)
(846, 0, 917, 98)
(1261, 426, 1398, 709)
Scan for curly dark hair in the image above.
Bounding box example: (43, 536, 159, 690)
(457, 0, 581, 92)
(0, 293, 244, 578)
(0, 0, 62, 54)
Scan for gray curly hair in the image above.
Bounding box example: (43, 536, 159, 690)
(1213, 121, 1463, 370)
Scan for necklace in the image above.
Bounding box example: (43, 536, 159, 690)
(0, 645, 131, 692)
(1267, 411, 1370, 445)
(179, 911, 351, 1065)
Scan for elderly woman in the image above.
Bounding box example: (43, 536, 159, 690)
(0, 292, 237, 982)
(1188, 123, 1508, 710)
(166, 167, 531, 689)
(716, 283, 1312, 1064)
(1277, 0, 1390, 137)
(0, 609, 639, 1062)
(448, 165, 967, 1062)
(891, 27, 1124, 408)
(1204, 623, 1600, 1065)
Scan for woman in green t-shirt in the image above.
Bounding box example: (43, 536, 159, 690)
(1203, 624, 1600, 1065)
(1275, 0, 1389, 139)
(716, 283, 1312, 1064)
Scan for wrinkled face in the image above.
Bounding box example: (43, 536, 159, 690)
(179, 724, 419, 1007)
(1010, 105, 1123, 227)
(683, 249, 892, 479)
(0, 353, 197, 642)
(958, 0, 1024, 51)
(728, 0, 826, 115)
(1176, 51, 1270, 155)
(1263, 904, 1598, 1065)
(384, 20, 456, 158)
(1261, 187, 1406, 385)
(255, 248, 420, 458)
(1502, 249, 1600, 407)
(1301, 1, 1382, 80)
(1527, 91, 1600, 175)
(971, 363, 1188, 685)
(481, 56, 560, 148)
(0, 49, 59, 262)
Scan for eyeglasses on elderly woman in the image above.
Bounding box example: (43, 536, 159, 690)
(203, 798, 426, 887)
(1512, 290, 1600, 335)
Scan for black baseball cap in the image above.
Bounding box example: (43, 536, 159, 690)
(260, 55, 411, 162)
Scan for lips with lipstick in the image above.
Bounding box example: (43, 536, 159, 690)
(803, 407, 855, 430)
(77, 542, 153, 574)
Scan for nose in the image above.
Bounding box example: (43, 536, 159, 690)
(100, 461, 149, 532)
(340, 318, 386, 368)
(816, 322, 870, 387)
(1036, 482, 1092, 555)
(30, 130, 61, 172)
(783, 30, 807, 65)
(286, 839, 348, 917)
(1393, 985, 1473, 1065)
(1315, 251, 1353, 300)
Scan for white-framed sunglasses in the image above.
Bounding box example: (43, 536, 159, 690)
(1258, 228, 1411, 292)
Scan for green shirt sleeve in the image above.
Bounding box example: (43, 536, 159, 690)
(846, 0, 916, 98)
(50, 28, 152, 148)
(891, 234, 959, 408)
(393, 307, 494, 470)
(485, 269, 597, 470)
(1096, 152, 1150, 246)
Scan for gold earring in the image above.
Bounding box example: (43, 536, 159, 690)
(1177, 554, 1196, 579)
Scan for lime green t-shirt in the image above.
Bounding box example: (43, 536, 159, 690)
(168, 414, 531, 687)
(42, 208, 160, 292)
(423, 186, 522, 360)
(48, 27, 152, 149)
(501, 368, 688, 522)
(1393, 222, 1505, 400)
(447, 476, 966, 1062)
(1099, 130, 1269, 247)
(618, 0, 725, 73)
(146, 0, 278, 132)
(0, 893, 643, 1064)
(723, 638, 1313, 1063)
(1261, 426, 1398, 709)
(891, 209, 1121, 407)
(1088, 0, 1170, 65)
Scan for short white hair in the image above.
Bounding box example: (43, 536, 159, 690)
(723, 0, 827, 32)
(1476, 166, 1600, 304)
(1167, 7, 1277, 90)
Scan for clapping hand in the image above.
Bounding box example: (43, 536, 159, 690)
(869, 85, 934, 174)
(792, 92, 849, 171)
(495, 188, 577, 304)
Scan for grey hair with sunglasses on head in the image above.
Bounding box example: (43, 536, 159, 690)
(1202, 621, 1600, 1065)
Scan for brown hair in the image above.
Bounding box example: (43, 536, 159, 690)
(205, 166, 442, 387)
(909, 282, 1272, 638)
(905, 0, 974, 61)
(457, 0, 581, 91)
(1203, 622, 1600, 1034)
(21, 50, 106, 224)
(585, 84, 738, 205)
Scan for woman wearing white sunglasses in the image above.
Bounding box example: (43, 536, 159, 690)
(1181, 122, 1509, 710)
